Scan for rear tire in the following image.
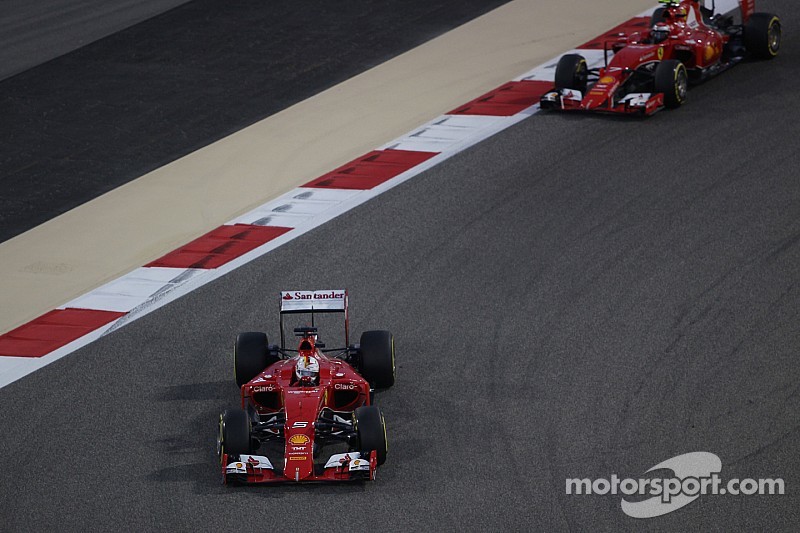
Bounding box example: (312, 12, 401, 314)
(650, 7, 666, 27)
(234, 332, 277, 387)
(654, 60, 688, 109)
(354, 406, 388, 466)
(745, 13, 781, 59)
(554, 54, 588, 93)
(218, 408, 251, 462)
(359, 330, 395, 389)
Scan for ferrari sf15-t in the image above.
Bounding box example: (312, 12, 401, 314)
(540, 0, 781, 115)
(216, 289, 395, 484)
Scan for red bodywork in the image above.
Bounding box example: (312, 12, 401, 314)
(541, 0, 750, 115)
(221, 334, 377, 483)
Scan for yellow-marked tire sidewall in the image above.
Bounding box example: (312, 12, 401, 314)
(674, 64, 687, 103)
(233, 343, 238, 384)
(217, 414, 225, 465)
(381, 411, 388, 455)
(768, 17, 780, 57)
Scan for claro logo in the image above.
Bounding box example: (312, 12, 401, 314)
(334, 383, 356, 390)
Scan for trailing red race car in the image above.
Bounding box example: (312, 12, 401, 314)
(216, 289, 395, 484)
(540, 0, 781, 115)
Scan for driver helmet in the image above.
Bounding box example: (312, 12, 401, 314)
(295, 356, 320, 386)
(651, 22, 670, 44)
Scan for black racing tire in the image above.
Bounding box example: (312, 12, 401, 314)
(745, 13, 781, 60)
(554, 54, 588, 93)
(359, 330, 395, 389)
(650, 7, 666, 27)
(354, 406, 388, 466)
(654, 60, 688, 109)
(234, 332, 277, 387)
(218, 408, 251, 461)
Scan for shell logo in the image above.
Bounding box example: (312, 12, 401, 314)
(288, 434, 310, 445)
(599, 76, 615, 84)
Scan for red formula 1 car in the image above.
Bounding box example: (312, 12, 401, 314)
(540, 0, 781, 115)
(216, 289, 395, 484)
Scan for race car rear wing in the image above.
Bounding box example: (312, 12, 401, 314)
(280, 290, 347, 313)
(279, 290, 349, 348)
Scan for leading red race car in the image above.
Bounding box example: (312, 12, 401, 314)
(216, 289, 395, 484)
(540, 0, 781, 115)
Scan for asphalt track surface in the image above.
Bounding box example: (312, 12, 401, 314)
(0, 0, 509, 243)
(2, 2, 799, 531)
(0, 0, 192, 81)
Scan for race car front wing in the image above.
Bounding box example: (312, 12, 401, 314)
(221, 451, 378, 484)
(540, 89, 665, 116)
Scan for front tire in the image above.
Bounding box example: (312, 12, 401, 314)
(359, 330, 395, 389)
(218, 408, 251, 463)
(654, 60, 688, 109)
(354, 406, 388, 466)
(745, 13, 781, 59)
(554, 54, 588, 93)
(234, 332, 277, 387)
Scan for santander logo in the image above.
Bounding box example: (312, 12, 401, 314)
(311, 291, 344, 299)
(286, 291, 344, 300)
